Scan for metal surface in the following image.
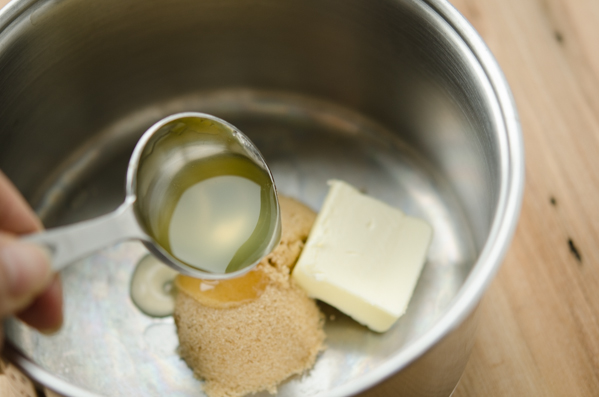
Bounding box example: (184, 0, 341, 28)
(23, 196, 143, 271)
(0, 0, 523, 396)
(21, 113, 281, 278)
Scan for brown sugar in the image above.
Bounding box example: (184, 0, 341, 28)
(174, 196, 325, 397)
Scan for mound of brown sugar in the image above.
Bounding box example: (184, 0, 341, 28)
(174, 196, 325, 397)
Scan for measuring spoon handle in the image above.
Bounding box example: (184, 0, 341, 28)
(22, 198, 145, 272)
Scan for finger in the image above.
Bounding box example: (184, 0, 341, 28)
(0, 171, 42, 234)
(0, 234, 53, 317)
(16, 275, 63, 333)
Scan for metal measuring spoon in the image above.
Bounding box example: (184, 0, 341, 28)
(24, 112, 281, 279)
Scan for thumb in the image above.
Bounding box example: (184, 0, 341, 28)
(0, 236, 53, 317)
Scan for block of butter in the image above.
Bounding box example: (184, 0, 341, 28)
(292, 180, 433, 332)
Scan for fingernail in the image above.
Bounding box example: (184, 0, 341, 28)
(0, 241, 52, 297)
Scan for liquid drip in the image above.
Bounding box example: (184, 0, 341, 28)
(130, 254, 178, 317)
(175, 268, 270, 308)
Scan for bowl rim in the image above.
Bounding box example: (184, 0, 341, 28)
(327, 0, 524, 395)
(0, 0, 524, 395)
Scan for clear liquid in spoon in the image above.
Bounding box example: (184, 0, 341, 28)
(146, 154, 279, 274)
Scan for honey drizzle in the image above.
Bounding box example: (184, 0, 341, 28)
(175, 268, 270, 308)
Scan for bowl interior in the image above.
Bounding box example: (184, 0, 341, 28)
(0, 0, 504, 395)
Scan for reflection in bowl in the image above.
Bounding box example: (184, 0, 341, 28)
(0, 0, 523, 396)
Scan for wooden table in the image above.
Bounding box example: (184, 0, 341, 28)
(2, 0, 599, 396)
(449, 0, 599, 395)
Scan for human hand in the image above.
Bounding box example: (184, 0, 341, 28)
(0, 171, 63, 345)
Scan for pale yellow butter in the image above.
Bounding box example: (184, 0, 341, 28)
(292, 180, 432, 332)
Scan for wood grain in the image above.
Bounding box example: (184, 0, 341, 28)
(450, 0, 599, 396)
(0, 359, 37, 397)
(1, 0, 599, 396)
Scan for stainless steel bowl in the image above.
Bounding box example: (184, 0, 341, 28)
(0, 0, 524, 396)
